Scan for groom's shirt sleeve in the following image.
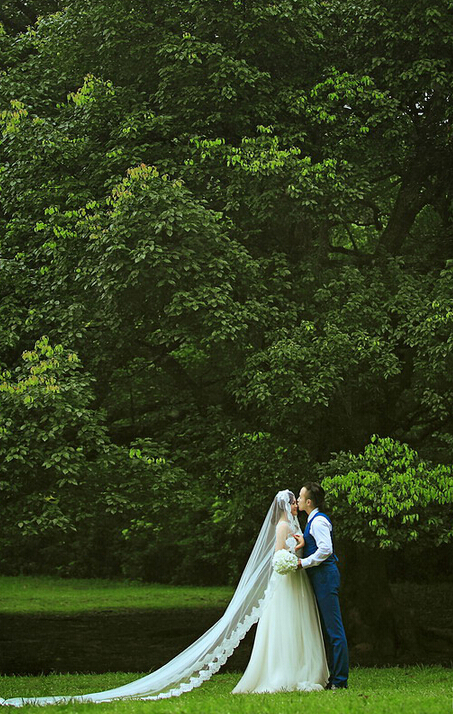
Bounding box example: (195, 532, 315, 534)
(300, 517, 333, 569)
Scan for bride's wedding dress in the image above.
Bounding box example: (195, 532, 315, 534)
(1, 490, 327, 706)
(233, 527, 328, 693)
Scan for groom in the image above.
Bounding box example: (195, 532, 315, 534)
(296, 482, 349, 690)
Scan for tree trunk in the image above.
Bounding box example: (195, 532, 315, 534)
(379, 162, 432, 254)
(339, 542, 417, 664)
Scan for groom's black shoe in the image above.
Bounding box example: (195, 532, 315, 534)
(326, 683, 347, 691)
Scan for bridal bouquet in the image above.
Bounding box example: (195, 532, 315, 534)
(272, 549, 298, 575)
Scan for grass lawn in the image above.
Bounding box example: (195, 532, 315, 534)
(0, 576, 233, 614)
(0, 667, 451, 713)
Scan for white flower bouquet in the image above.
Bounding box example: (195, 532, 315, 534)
(272, 549, 298, 575)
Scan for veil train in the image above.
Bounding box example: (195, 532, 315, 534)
(2, 491, 298, 706)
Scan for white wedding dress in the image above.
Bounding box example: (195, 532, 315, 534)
(233, 526, 329, 694)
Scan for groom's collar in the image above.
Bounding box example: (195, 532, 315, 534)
(307, 507, 319, 523)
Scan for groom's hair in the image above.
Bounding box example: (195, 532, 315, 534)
(302, 482, 326, 509)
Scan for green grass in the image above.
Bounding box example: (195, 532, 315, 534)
(0, 576, 234, 614)
(0, 667, 451, 713)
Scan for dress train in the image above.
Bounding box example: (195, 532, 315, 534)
(233, 567, 328, 693)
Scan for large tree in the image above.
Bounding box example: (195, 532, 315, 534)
(1, 0, 453, 656)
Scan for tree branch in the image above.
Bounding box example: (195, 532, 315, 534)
(359, 198, 383, 231)
(379, 152, 438, 254)
(328, 244, 373, 263)
(345, 225, 359, 252)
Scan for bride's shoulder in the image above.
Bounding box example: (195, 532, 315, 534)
(276, 520, 291, 533)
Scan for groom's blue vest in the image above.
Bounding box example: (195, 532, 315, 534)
(303, 512, 338, 566)
(303, 512, 348, 688)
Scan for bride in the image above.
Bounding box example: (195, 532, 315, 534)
(2, 490, 328, 706)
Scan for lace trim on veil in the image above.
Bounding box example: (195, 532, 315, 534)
(0, 577, 280, 707)
(138, 576, 279, 701)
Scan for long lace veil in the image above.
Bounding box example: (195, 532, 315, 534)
(2, 490, 300, 706)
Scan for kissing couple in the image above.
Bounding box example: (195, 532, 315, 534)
(2, 484, 348, 706)
(233, 482, 349, 693)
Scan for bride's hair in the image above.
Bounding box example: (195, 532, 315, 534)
(271, 489, 296, 524)
(302, 482, 326, 509)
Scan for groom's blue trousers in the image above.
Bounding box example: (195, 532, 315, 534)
(306, 563, 349, 688)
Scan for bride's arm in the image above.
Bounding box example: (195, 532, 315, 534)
(275, 522, 290, 551)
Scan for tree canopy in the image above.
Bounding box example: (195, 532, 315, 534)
(1, 0, 453, 584)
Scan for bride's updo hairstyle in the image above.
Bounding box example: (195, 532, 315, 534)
(271, 489, 296, 524)
(302, 482, 326, 510)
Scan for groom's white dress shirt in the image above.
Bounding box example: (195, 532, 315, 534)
(300, 507, 333, 569)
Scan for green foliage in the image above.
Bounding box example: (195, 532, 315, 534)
(82, 162, 257, 350)
(0, 2, 62, 36)
(320, 436, 453, 548)
(208, 431, 312, 580)
(0, 337, 109, 536)
(1, 0, 453, 581)
(0, 338, 185, 578)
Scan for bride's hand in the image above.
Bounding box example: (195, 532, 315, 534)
(293, 534, 304, 551)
